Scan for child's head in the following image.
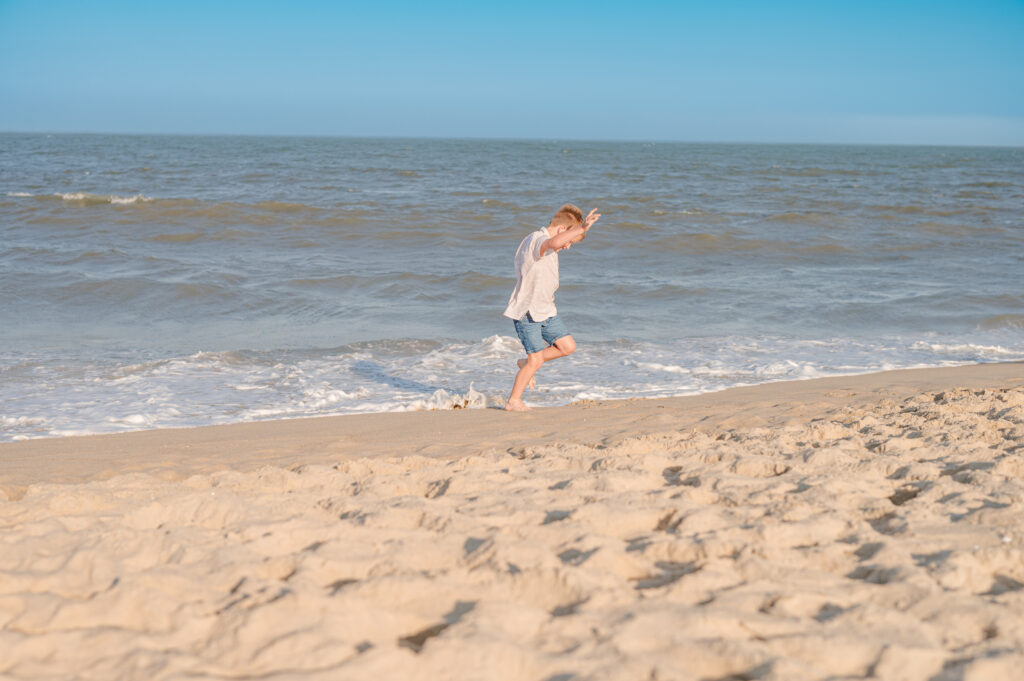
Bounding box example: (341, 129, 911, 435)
(549, 203, 584, 239)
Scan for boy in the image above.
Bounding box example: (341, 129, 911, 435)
(504, 203, 600, 411)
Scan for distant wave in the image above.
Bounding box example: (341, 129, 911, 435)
(868, 204, 974, 217)
(7, 191, 154, 205)
(766, 212, 834, 225)
(651, 232, 777, 254)
(5, 192, 374, 228)
(59, 192, 153, 205)
(979, 314, 1024, 331)
(10, 191, 326, 211)
(757, 166, 882, 178)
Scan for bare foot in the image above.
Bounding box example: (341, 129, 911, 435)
(505, 398, 530, 412)
(516, 359, 537, 389)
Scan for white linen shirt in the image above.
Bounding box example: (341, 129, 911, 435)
(503, 228, 559, 321)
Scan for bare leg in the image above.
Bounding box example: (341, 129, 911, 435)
(549, 335, 576, 359)
(506, 336, 577, 411)
(506, 353, 542, 411)
(516, 358, 537, 390)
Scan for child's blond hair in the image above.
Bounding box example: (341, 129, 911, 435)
(550, 203, 585, 240)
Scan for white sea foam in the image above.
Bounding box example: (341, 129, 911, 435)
(46, 429, 102, 439)
(910, 341, 1023, 358)
(56, 192, 153, 204)
(2, 415, 47, 427)
(1, 415, 49, 440)
(403, 384, 488, 411)
(2, 333, 1024, 442)
(110, 194, 152, 204)
(109, 414, 154, 426)
(628, 361, 692, 374)
(302, 387, 365, 409)
(58, 192, 93, 201)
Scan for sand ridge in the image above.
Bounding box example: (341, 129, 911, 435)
(2, 379, 1024, 680)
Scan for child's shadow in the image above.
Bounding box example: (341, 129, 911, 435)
(350, 360, 447, 394)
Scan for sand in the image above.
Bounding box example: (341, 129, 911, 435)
(1, 362, 1023, 680)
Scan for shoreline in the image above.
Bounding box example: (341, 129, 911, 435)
(3, 361, 1021, 499)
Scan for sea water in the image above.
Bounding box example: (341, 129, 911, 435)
(1, 133, 1022, 440)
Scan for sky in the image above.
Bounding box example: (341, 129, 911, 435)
(1, 0, 1022, 145)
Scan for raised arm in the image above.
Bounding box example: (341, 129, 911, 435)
(540, 208, 601, 256)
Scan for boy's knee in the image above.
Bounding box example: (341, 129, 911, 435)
(526, 353, 545, 368)
(556, 336, 576, 356)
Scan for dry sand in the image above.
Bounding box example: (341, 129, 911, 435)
(1, 363, 1023, 680)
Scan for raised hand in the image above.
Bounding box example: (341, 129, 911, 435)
(583, 207, 601, 230)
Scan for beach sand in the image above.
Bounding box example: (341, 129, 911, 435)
(2, 362, 1023, 680)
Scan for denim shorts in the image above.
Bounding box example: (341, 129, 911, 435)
(513, 313, 570, 355)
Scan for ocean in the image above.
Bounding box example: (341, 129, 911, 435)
(1, 133, 1022, 440)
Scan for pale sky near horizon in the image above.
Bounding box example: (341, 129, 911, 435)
(1, 0, 1022, 145)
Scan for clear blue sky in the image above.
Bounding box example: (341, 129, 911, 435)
(1, 0, 1022, 145)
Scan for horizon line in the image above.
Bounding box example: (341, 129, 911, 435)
(2, 129, 1021, 150)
